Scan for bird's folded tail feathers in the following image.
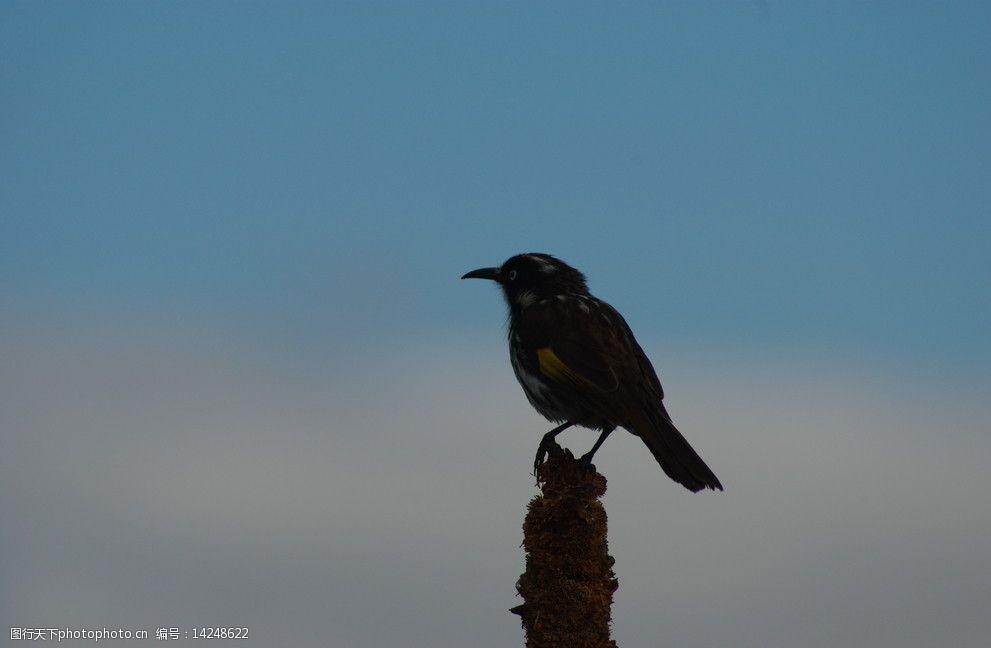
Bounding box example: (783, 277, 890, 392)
(632, 405, 723, 493)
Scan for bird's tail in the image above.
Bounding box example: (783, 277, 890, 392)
(632, 404, 723, 493)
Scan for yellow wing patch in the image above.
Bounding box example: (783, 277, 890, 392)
(536, 347, 585, 385)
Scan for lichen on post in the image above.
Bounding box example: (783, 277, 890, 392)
(511, 441, 619, 648)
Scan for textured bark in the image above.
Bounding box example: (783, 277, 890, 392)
(511, 442, 619, 648)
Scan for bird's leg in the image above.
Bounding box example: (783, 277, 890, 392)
(533, 421, 575, 475)
(578, 426, 615, 470)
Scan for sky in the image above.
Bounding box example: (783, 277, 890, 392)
(2, 2, 990, 647)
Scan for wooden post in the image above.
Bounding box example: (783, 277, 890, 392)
(511, 442, 619, 647)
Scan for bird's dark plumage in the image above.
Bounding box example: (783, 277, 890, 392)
(462, 253, 722, 492)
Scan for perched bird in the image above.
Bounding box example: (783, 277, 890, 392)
(462, 253, 722, 492)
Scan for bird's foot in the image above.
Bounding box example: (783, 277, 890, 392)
(533, 437, 562, 479)
(533, 442, 549, 477)
(577, 452, 597, 473)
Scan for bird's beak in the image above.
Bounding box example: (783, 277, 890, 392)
(461, 266, 501, 281)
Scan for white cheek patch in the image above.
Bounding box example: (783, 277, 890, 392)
(517, 290, 537, 308)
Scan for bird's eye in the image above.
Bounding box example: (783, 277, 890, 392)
(508, 270, 517, 281)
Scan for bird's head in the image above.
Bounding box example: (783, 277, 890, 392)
(461, 253, 589, 311)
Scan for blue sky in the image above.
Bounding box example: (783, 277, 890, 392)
(2, 3, 990, 646)
(4, 2, 989, 368)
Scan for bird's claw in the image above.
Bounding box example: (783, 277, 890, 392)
(577, 452, 596, 473)
(533, 442, 549, 477)
(533, 436, 560, 478)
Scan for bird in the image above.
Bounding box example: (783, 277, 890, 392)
(462, 253, 722, 492)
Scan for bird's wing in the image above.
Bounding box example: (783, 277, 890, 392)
(518, 297, 721, 491)
(599, 301, 667, 402)
(516, 297, 640, 395)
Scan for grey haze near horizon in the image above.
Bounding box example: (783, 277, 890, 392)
(3, 1, 990, 646)
(2, 321, 989, 647)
